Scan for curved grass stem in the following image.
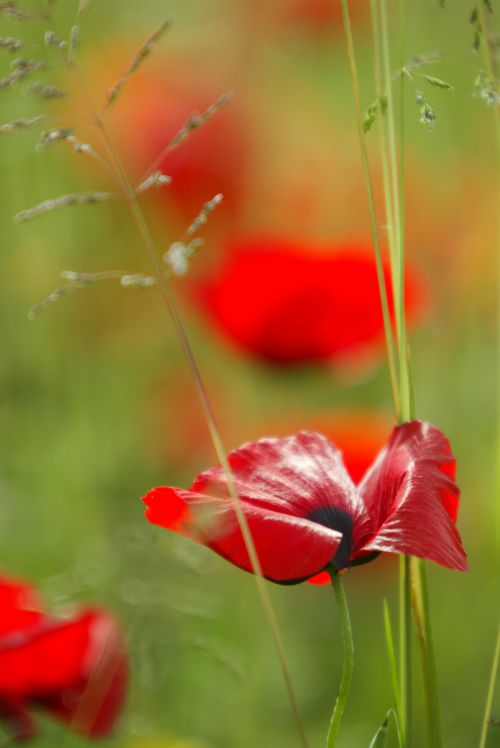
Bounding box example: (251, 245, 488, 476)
(36, 4, 310, 745)
(326, 573, 354, 748)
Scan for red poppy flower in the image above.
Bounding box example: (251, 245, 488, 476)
(142, 421, 468, 585)
(198, 237, 424, 365)
(0, 576, 127, 741)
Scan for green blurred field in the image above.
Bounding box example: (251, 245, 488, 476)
(0, 1, 498, 746)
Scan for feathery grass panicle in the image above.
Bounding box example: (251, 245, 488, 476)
(27, 80, 66, 99)
(0, 115, 47, 133)
(0, 58, 45, 89)
(136, 170, 171, 193)
(474, 70, 500, 106)
(28, 279, 91, 320)
(44, 30, 67, 51)
(0, 1, 32, 20)
(36, 127, 74, 149)
(184, 193, 223, 239)
(29, 269, 157, 319)
(14, 191, 114, 222)
(69, 25, 79, 54)
(104, 17, 172, 109)
(0, 36, 24, 52)
(399, 56, 453, 130)
(167, 92, 232, 152)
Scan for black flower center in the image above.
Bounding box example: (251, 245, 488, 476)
(308, 506, 354, 571)
(308, 505, 380, 573)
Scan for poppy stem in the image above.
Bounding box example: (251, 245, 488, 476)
(326, 573, 353, 748)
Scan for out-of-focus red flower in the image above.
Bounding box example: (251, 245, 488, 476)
(285, 0, 365, 31)
(103, 61, 249, 227)
(198, 237, 424, 365)
(143, 421, 468, 585)
(0, 576, 127, 741)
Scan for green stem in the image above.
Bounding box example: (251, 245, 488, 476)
(326, 573, 354, 748)
(411, 559, 442, 748)
(340, 0, 400, 419)
(379, 0, 410, 420)
(398, 555, 412, 747)
(479, 624, 500, 748)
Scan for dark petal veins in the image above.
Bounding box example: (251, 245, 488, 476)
(143, 485, 343, 584)
(357, 421, 468, 571)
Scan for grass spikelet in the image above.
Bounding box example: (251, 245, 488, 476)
(105, 17, 172, 109)
(184, 193, 223, 239)
(29, 269, 157, 319)
(0, 36, 24, 52)
(0, 1, 32, 20)
(77, 0, 91, 17)
(14, 191, 114, 222)
(44, 30, 67, 51)
(141, 92, 233, 180)
(28, 279, 90, 320)
(0, 115, 47, 134)
(27, 81, 66, 99)
(36, 127, 74, 149)
(422, 74, 453, 90)
(136, 170, 171, 193)
(167, 92, 232, 152)
(0, 58, 45, 90)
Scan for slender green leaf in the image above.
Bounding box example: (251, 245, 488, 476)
(368, 717, 389, 748)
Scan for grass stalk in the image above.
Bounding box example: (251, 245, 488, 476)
(37, 5, 310, 745)
(339, 0, 400, 419)
(479, 624, 500, 748)
(411, 559, 442, 748)
(326, 574, 354, 748)
(379, 0, 410, 420)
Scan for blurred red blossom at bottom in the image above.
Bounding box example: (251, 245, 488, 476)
(143, 421, 468, 586)
(0, 576, 127, 741)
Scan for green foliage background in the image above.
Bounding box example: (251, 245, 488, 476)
(0, 1, 498, 746)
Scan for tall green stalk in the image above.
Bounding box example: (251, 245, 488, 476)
(339, 0, 400, 419)
(326, 574, 354, 748)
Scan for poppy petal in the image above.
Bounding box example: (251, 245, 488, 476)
(143, 485, 343, 584)
(194, 431, 365, 526)
(357, 421, 468, 571)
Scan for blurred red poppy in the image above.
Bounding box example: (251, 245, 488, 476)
(0, 576, 127, 741)
(143, 421, 468, 585)
(198, 237, 424, 365)
(285, 0, 365, 31)
(104, 63, 249, 227)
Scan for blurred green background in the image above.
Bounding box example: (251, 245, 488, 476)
(0, 0, 498, 746)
